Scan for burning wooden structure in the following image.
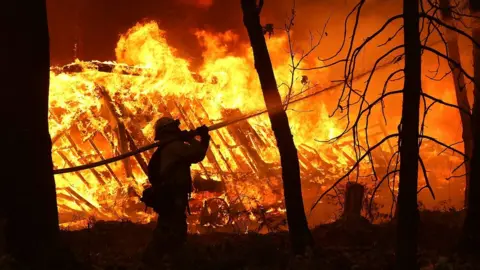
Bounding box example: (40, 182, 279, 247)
(50, 60, 393, 231)
(49, 21, 467, 231)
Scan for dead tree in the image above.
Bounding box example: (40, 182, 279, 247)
(0, 0, 67, 268)
(462, 0, 480, 251)
(240, 0, 313, 255)
(395, 0, 422, 268)
(439, 0, 473, 207)
(342, 182, 365, 220)
(305, 0, 480, 267)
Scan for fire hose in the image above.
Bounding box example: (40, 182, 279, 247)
(52, 49, 412, 175)
(53, 109, 266, 174)
(52, 80, 338, 175)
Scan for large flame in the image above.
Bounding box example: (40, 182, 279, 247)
(49, 21, 465, 231)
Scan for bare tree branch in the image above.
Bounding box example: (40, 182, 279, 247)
(310, 133, 399, 211)
(422, 45, 476, 83)
(420, 134, 467, 158)
(418, 156, 436, 199)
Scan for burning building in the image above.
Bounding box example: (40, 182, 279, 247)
(50, 20, 466, 232)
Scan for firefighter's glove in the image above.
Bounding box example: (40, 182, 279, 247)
(180, 130, 196, 141)
(196, 125, 210, 139)
(196, 125, 209, 136)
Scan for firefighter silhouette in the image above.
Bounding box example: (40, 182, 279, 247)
(142, 117, 210, 264)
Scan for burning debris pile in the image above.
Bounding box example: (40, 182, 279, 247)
(49, 21, 465, 231)
(49, 59, 357, 232)
(49, 21, 339, 231)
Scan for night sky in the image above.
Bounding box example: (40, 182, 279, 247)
(46, 0, 399, 69)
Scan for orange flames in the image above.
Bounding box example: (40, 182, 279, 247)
(50, 21, 466, 231)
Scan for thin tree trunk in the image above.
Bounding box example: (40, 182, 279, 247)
(342, 182, 365, 220)
(240, 0, 313, 255)
(395, 0, 422, 269)
(439, 0, 473, 208)
(462, 0, 480, 250)
(1, 1, 62, 268)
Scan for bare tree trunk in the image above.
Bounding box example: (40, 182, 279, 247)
(462, 0, 480, 251)
(342, 182, 365, 220)
(240, 0, 313, 255)
(1, 1, 63, 268)
(395, 0, 421, 269)
(439, 0, 473, 207)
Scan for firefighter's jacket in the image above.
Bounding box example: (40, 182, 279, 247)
(150, 133, 210, 194)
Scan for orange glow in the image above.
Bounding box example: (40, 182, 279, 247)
(50, 21, 466, 231)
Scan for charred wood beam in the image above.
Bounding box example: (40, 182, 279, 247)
(221, 110, 265, 175)
(64, 187, 98, 211)
(193, 175, 225, 193)
(297, 150, 316, 172)
(57, 191, 91, 216)
(117, 123, 133, 178)
(298, 144, 333, 170)
(87, 138, 123, 187)
(222, 109, 270, 175)
(113, 123, 132, 177)
(186, 101, 227, 180)
(99, 84, 155, 170)
(195, 100, 244, 173)
(51, 130, 66, 145)
(192, 101, 247, 206)
(56, 195, 91, 216)
(332, 144, 356, 166)
(63, 187, 111, 220)
(56, 203, 85, 214)
(56, 151, 91, 188)
(96, 86, 133, 178)
(227, 109, 267, 149)
(112, 91, 153, 164)
(65, 135, 106, 185)
(50, 61, 208, 83)
(125, 131, 148, 175)
(51, 61, 146, 76)
(49, 110, 106, 185)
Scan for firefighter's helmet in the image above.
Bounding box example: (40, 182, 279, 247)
(154, 117, 180, 139)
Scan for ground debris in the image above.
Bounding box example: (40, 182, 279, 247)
(59, 211, 480, 270)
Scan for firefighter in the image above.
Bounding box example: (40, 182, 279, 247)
(142, 116, 210, 265)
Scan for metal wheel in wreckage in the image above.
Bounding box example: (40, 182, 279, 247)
(225, 207, 287, 233)
(255, 208, 288, 233)
(196, 197, 288, 233)
(197, 197, 259, 233)
(199, 198, 231, 230)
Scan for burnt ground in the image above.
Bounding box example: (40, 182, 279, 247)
(56, 211, 478, 269)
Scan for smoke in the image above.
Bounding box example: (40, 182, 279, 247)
(47, 0, 402, 70)
(179, 0, 214, 8)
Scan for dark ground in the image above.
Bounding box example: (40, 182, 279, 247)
(1, 210, 478, 270)
(51, 210, 479, 270)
